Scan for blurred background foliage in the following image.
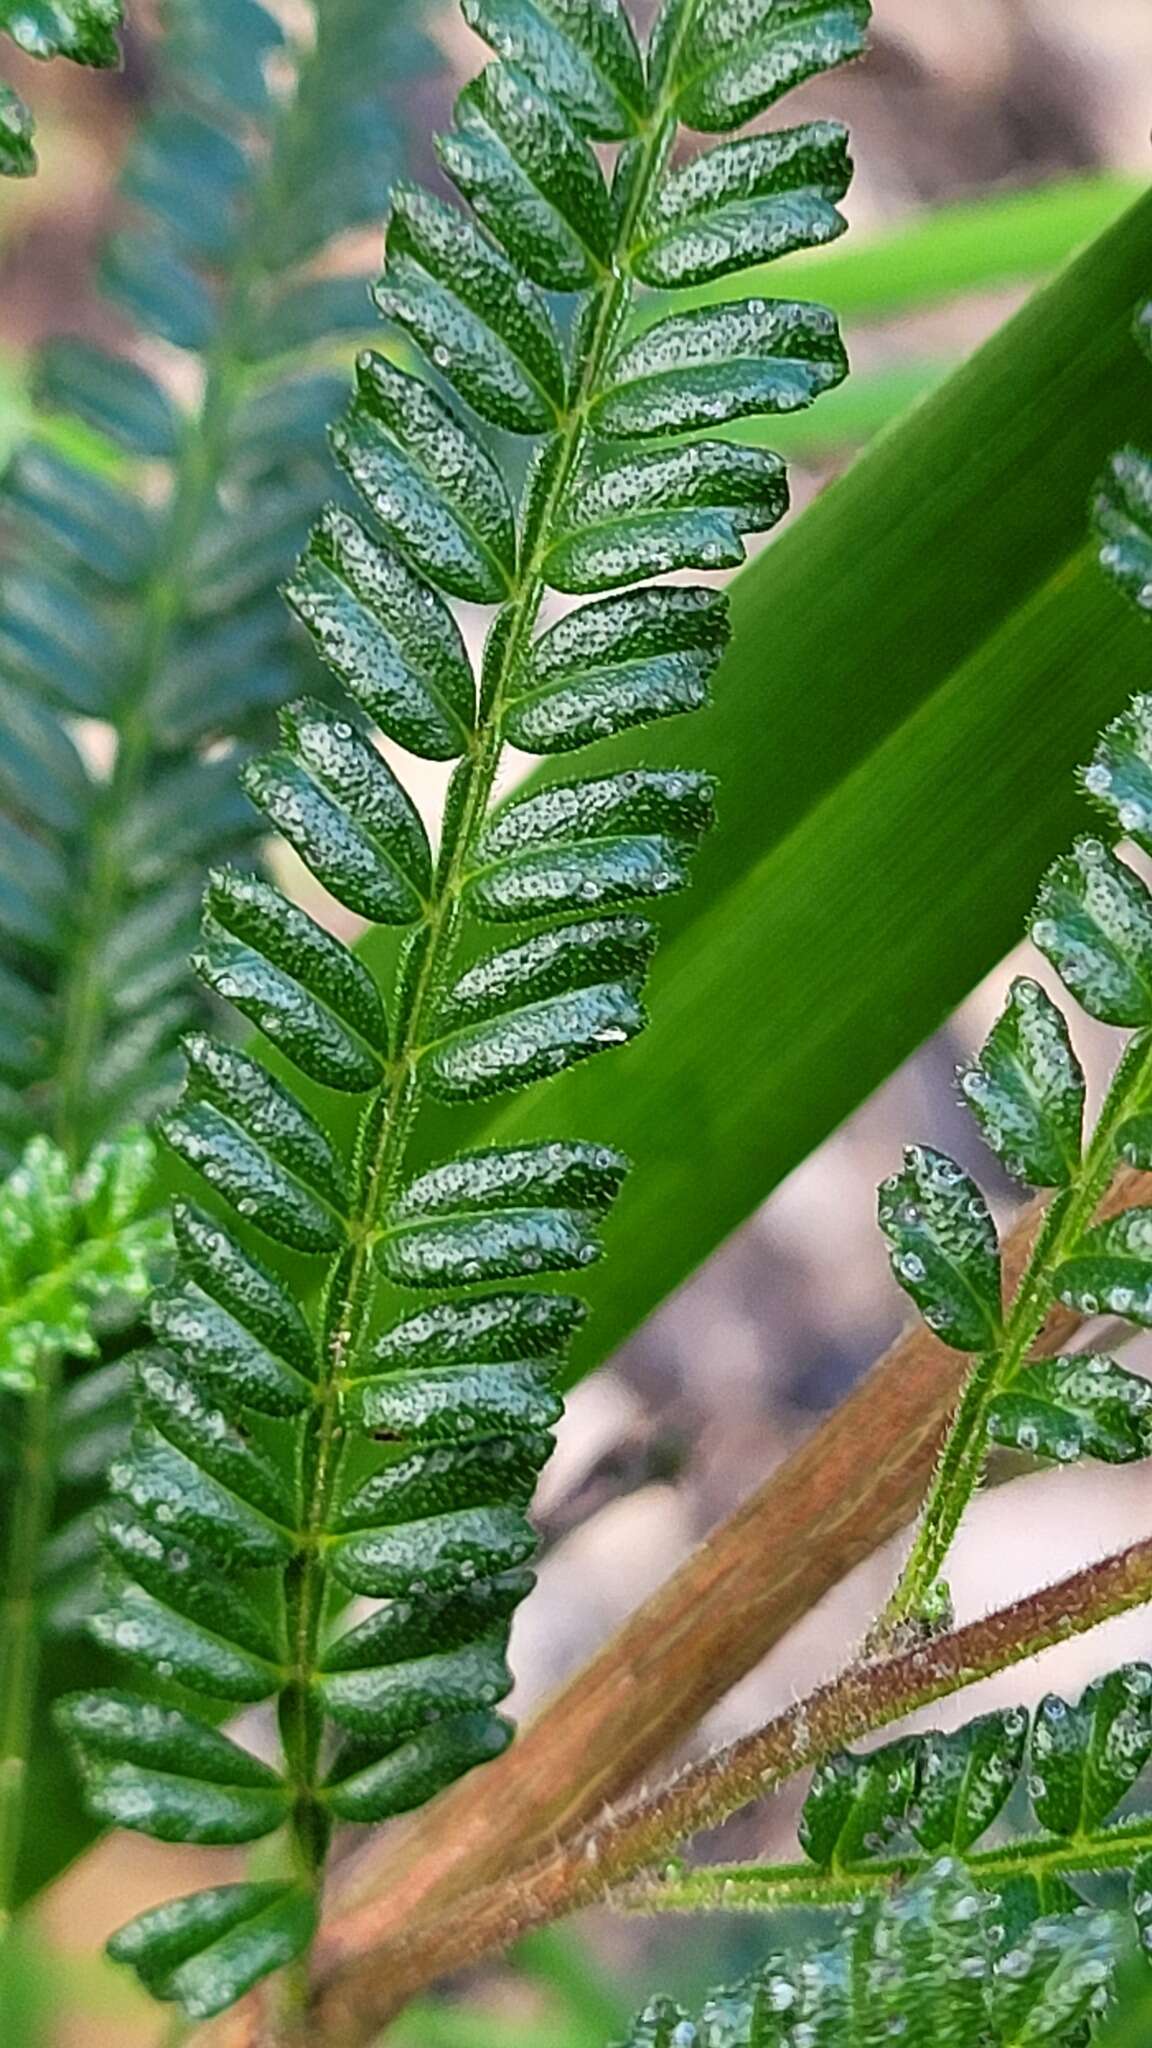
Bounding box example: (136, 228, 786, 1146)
(3, 0, 1152, 2041)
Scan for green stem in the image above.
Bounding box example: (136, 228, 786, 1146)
(0, 1363, 57, 1934)
(631, 1810, 1152, 1914)
(277, 72, 694, 2004)
(886, 1028, 1152, 1627)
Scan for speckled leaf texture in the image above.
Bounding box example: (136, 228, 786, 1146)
(617, 1863, 1124, 2045)
(67, 0, 869, 2018)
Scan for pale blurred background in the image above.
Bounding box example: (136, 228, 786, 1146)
(4, 1, 1152, 2040)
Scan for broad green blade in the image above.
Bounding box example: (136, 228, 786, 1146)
(373, 186, 1152, 1376)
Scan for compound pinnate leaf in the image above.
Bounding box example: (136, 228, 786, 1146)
(877, 1144, 1002, 1351)
(664, 0, 871, 134)
(958, 977, 1085, 1188)
(986, 1353, 1152, 1467)
(55, 1693, 289, 1845)
(1029, 1665, 1152, 1836)
(631, 121, 851, 289)
(617, 1865, 1122, 2047)
(593, 297, 848, 439)
(378, 183, 565, 435)
(1056, 1208, 1152, 1327)
(1031, 839, 1152, 1027)
(438, 63, 612, 290)
(287, 506, 477, 761)
(106, 1883, 316, 2020)
(508, 587, 728, 753)
(462, 0, 647, 138)
(546, 441, 787, 591)
(244, 700, 432, 927)
(85, 0, 865, 2015)
(332, 351, 516, 606)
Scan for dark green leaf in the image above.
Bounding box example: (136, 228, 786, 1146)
(798, 1737, 917, 1867)
(332, 350, 515, 605)
(245, 701, 431, 926)
(378, 182, 565, 434)
(163, 1036, 346, 1252)
(593, 297, 847, 438)
(631, 122, 851, 289)
(462, 0, 646, 138)
(1031, 840, 1152, 1027)
(546, 441, 787, 591)
(107, 1883, 316, 2021)
(439, 62, 612, 290)
(909, 1709, 1029, 1854)
(287, 506, 476, 761)
(56, 1694, 288, 1845)
(665, 0, 871, 135)
(1096, 445, 1152, 618)
(466, 769, 715, 922)
(1056, 1208, 1152, 1328)
(509, 587, 728, 753)
(196, 870, 386, 1092)
(380, 1139, 627, 1287)
(987, 1354, 1152, 1466)
(324, 1711, 512, 1821)
(877, 1144, 1001, 1351)
(1030, 1666, 1152, 1836)
(958, 977, 1084, 1188)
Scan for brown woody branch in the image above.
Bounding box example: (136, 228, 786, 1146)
(309, 1170, 1150, 1977)
(307, 1527, 1152, 2044)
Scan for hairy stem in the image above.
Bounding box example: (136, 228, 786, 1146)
(278, 65, 695, 1980)
(293, 1531, 1152, 2044)
(885, 1031, 1152, 1627)
(627, 1809, 1152, 1914)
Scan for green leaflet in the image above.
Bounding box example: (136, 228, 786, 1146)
(799, 1669, 1152, 1871)
(958, 978, 1085, 1189)
(87, 0, 861, 2017)
(629, 122, 852, 289)
(106, 1883, 317, 2022)
(592, 297, 848, 437)
(0, 1132, 168, 1394)
(546, 441, 788, 590)
(1031, 839, 1152, 1027)
(877, 1144, 1002, 1353)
